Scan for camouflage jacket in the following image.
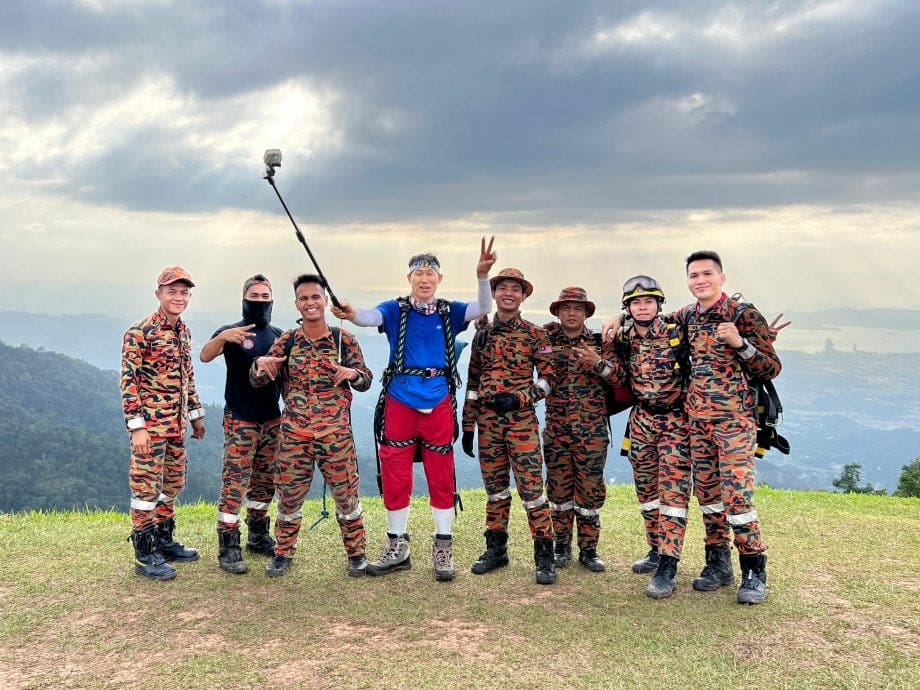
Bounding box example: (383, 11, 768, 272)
(544, 323, 619, 429)
(121, 309, 204, 438)
(462, 313, 555, 430)
(252, 327, 372, 439)
(617, 318, 686, 408)
(673, 294, 782, 422)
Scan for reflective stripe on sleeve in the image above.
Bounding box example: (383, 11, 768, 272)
(188, 408, 206, 420)
(727, 510, 758, 525)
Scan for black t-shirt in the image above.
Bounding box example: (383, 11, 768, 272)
(213, 320, 284, 423)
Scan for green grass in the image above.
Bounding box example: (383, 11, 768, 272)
(1, 486, 918, 689)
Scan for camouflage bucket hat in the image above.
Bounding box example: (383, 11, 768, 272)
(489, 267, 534, 298)
(549, 286, 596, 317)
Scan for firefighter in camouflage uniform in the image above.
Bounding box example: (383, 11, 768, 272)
(542, 287, 619, 573)
(672, 250, 782, 605)
(613, 276, 693, 599)
(121, 266, 206, 581)
(462, 268, 558, 585)
(251, 274, 373, 578)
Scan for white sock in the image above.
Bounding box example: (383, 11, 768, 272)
(432, 507, 454, 536)
(387, 506, 410, 535)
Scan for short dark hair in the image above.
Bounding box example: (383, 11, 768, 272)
(293, 273, 325, 292)
(686, 250, 723, 273)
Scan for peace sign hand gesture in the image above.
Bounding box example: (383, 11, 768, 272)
(477, 236, 497, 278)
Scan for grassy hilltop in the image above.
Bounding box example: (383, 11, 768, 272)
(1, 486, 917, 689)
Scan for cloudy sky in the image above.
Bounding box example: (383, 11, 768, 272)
(2, 0, 919, 325)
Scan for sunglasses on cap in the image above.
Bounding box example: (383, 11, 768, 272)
(622, 275, 661, 293)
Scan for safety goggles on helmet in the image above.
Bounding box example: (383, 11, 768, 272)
(621, 274, 666, 307)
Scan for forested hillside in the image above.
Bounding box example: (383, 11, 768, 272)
(0, 341, 222, 512)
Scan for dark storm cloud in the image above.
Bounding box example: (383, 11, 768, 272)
(3, 0, 919, 222)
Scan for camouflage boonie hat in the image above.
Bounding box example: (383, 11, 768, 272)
(157, 265, 195, 288)
(489, 267, 534, 298)
(549, 286, 596, 318)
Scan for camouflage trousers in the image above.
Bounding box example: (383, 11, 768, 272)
(690, 415, 766, 555)
(217, 414, 280, 530)
(274, 430, 365, 558)
(477, 408, 553, 540)
(543, 420, 607, 550)
(129, 435, 186, 530)
(627, 407, 692, 559)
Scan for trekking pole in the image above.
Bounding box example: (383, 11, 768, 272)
(262, 149, 342, 308)
(309, 483, 331, 530)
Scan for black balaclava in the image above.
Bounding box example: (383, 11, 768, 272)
(242, 300, 272, 327)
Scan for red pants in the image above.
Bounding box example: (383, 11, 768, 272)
(378, 396, 456, 510)
(129, 436, 186, 530)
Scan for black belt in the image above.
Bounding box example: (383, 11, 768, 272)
(638, 400, 683, 416)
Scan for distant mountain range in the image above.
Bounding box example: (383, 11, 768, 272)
(1, 309, 919, 511)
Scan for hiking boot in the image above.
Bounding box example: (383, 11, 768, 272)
(246, 515, 276, 557)
(432, 535, 456, 582)
(578, 548, 606, 573)
(347, 555, 367, 578)
(217, 528, 249, 575)
(365, 533, 411, 576)
(737, 553, 768, 605)
(554, 538, 572, 568)
(647, 555, 679, 599)
(693, 544, 735, 591)
(470, 529, 509, 575)
(129, 525, 177, 581)
(534, 537, 556, 585)
(157, 518, 199, 562)
(266, 554, 293, 578)
(631, 548, 659, 574)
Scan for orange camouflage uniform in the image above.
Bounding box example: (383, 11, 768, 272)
(252, 327, 372, 558)
(121, 308, 205, 530)
(543, 325, 617, 552)
(462, 314, 556, 539)
(617, 318, 692, 559)
(674, 294, 782, 556)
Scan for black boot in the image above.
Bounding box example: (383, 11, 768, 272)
(737, 553, 768, 605)
(631, 547, 659, 574)
(534, 538, 556, 585)
(578, 548, 606, 572)
(347, 555, 367, 578)
(266, 554, 294, 578)
(217, 529, 248, 575)
(129, 525, 177, 581)
(647, 555, 679, 599)
(246, 515, 276, 557)
(554, 537, 572, 568)
(692, 544, 734, 591)
(470, 529, 509, 575)
(157, 518, 199, 562)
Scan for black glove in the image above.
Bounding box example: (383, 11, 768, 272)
(491, 392, 520, 414)
(462, 431, 475, 457)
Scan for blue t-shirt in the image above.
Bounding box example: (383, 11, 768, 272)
(377, 299, 470, 410)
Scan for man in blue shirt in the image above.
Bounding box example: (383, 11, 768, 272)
(333, 238, 496, 581)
